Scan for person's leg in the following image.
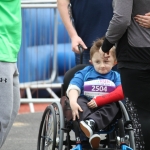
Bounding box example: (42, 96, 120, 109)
(0, 63, 20, 147)
(86, 103, 119, 131)
(85, 103, 119, 149)
(119, 68, 150, 150)
(77, 97, 92, 148)
(78, 98, 119, 149)
(77, 97, 94, 121)
(72, 121, 81, 144)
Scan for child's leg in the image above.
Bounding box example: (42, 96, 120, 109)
(77, 97, 119, 130)
(72, 120, 82, 150)
(77, 97, 102, 149)
(77, 100, 119, 149)
(77, 97, 95, 121)
(72, 120, 81, 144)
(77, 97, 98, 136)
(86, 102, 119, 130)
(76, 97, 92, 148)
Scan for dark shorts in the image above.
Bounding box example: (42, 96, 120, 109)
(77, 96, 119, 131)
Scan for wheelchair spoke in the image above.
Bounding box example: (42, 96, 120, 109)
(37, 105, 57, 150)
(44, 110, 54, 149)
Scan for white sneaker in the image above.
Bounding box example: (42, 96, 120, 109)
(89, 134, 101, 149)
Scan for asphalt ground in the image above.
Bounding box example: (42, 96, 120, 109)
(1, 112, 106, 150)
(0, 112, 76, 150)
(1, 112, 43, 150)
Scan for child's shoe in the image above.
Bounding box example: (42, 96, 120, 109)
(89, 134, 101, 149)
(80, 120, 95, 138)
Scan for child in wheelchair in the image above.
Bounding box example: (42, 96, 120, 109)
(66, 38, 124, 149)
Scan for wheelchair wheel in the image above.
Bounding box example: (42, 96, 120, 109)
(52, 102, 64, 150)
(37, 105, 57, 150)
(118, 101, 136, 150)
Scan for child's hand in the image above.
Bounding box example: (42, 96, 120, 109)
(70, 102, 83, 120)
(87, 99, 97, 109)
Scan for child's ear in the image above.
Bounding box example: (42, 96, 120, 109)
(114, 60, 117, 66)
(89, 60, 92, 64)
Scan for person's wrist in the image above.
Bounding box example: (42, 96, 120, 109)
(93, 97, 97, 103)
(70, 32, 78, 39)
(70, 100, 77, 106)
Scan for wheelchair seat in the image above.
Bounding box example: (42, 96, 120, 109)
(62, 64, 88, 96)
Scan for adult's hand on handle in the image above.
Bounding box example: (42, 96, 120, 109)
(134, 12, 150, 28)
(71, 35, 87, 54)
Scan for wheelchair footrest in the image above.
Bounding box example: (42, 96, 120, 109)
(121, 145, 133, 150)
(71, 144, 82, 150)
(82, 148, 122, 150)
(71, 145, 123, 150)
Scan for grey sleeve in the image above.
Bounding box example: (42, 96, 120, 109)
(102, 0, 133, 53)
(106, 0, 133, 44)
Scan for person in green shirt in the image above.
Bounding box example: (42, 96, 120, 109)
(0, 0, 22, 147)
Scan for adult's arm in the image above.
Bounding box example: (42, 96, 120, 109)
(134, 12, 150, 29)
(102, 0, 133, 53)
(57, 0, 87, 53)
(94, 85, 124, 107)
(57, 0, 76, 40)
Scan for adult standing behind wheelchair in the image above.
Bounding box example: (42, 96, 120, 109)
(101, 0, 150, 149)
(66, 38, 124, 149)
(57, 0, 114, 66)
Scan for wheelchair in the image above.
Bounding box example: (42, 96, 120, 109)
(37, 64, 136, 150)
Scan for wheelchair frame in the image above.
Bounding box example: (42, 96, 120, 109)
(37, 64, 136, 150)
(37, 100, 135, 150)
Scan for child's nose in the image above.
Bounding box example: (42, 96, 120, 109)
(100, 62, 105, 67)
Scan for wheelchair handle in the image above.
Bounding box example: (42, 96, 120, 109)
(78, 45, 84, 64)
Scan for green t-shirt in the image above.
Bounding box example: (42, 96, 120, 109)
(0, 0, 22, 62)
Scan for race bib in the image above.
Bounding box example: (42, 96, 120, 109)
(84, 79, 116, 98)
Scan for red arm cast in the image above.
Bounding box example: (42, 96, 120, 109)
(94, 85, 124, 107)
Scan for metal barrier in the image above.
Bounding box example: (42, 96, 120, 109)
(21, 0, 57, 8)
(19, 0, 74, 112)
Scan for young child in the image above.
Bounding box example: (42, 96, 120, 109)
(66, 38, 124, 149)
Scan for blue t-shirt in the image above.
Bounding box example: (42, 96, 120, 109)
(69, 66, 121, 98)
(70, 0, 113, 47)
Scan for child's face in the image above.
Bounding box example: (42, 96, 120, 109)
(89, 49, 116, 74)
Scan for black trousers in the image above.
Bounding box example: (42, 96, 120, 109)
(119, 68, 150, 150)
(77, 97, 119, 131)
